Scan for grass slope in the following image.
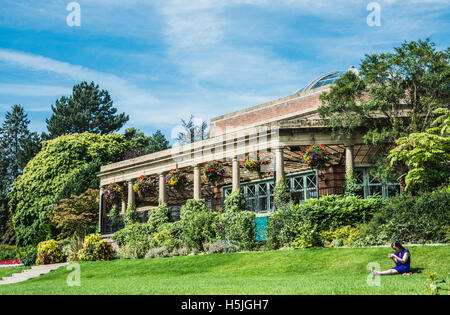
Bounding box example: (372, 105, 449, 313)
(0, 246, 448, 295)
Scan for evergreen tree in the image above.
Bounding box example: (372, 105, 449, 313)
(44, 81, 129, 139)
(148, 130, 170, 153)
(0, 105, 40, 244)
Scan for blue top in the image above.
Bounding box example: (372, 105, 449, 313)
(394, 249, 410, 268)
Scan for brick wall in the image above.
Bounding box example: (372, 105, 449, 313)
(210, 90, 325, 137)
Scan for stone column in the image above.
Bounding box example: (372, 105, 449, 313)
(127, 180, 135, 208)
(158, 173, 167, 205)
(121, 190, 127, 215)
(345, 144, 354, 171)
(98, 187, 104, 234)
(275, 147, 285, 183)
(193, 165, 201, 199)
(232, 156, 240, 192)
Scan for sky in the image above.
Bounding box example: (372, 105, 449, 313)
(0, 0, 449, 142)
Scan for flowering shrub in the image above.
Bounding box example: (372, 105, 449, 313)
(166, 168, 187, 191)
(36, 240, 64, 265)
(243, 152, 269, 176)
(299, 144, 329, 170)
(203, 160, 226, 185)
(133, 175, 156, 198)
(79, 234, 115, 261)
(0, 259, 21, 265)
(103, 182, 124, 207)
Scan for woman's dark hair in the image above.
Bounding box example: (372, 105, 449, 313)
(391, 241, 405, 251)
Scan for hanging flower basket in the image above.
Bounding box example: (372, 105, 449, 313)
(133, 175, 156, 198)
(203, 160, 226, 185)
(166, 168, 187, 191)
(243, 152, 270, 177)
(299, 144, 329, 170)
(103, 182, 124, 209)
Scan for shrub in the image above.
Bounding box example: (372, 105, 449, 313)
(355, 188, 450, 246)
(180, 199, 219, 251)
(124, 204, 138, 226)
(0, 244, 17, 261)
(267, 195, 382, 249)
(274, 180, 290, 209)
(36, 240, 64, 265)
(8, 132, 132, 246)
(223, 190, 247, 213)
(320, 225, 361, 247)
(291, 221, 322, 249)
(219, 211, 256, 251)
(203, 240, 238, 254)
(147, 203, 170, 230)
(145, 246, 173, 259)
(53, 189, 99, 239)
(266, 203, 302, 249)
(18, 246, 37, 266)
(79, 234, 114, 261)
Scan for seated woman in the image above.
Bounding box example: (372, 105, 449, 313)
(372, 241, 412, 276)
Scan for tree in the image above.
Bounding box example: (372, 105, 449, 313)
(53, 189, 99, 240)
(388, 107, 450, 192)
(148, 130, 170, 153)
(122, 128, 170, 160)
(45, 81, 129, 139)
(176, 114, 209, 145)
(318, 39, 449, 183)
(0, 105, 40, 244)
(0, 105, 41, 181)
(8, 132, 133, 246)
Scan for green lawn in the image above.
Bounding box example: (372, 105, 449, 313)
(0, 245, 448, 295)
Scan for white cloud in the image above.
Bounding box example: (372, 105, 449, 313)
(0, 49, 164, 125)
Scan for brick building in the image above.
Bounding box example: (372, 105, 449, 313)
(97, 68, 400, 233)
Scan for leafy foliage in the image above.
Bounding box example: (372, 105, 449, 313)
(319, 39, 450, 183)
(388, 107, 450, 192)
(8, 132, 131, 246)
(179, 199, 219, 251)
(79, 234, 115, 261)
(355, 188, 450, 245)
(52, 189, 99, 239)
(36, 240, 64, 265)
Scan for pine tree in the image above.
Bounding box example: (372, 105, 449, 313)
(44, 81, 129, 139)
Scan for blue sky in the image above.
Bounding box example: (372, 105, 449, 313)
(0, 0, 449, 142)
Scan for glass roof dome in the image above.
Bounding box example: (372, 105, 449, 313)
(297, 66, 358, 94)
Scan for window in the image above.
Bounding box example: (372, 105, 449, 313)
(355, 168, 400, 198)
(222, 171, 318, 213)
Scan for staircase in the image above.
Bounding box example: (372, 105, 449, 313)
(0, 262, 69, 285)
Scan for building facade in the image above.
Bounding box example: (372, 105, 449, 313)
(97, 70, 400, 234)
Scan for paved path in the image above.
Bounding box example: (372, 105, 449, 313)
(0, 262, 69, 285)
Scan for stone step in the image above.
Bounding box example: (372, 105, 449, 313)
(0, 262, 69, 285)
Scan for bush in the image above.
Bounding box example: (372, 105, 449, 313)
(223, 190, 247, 213)
(0, 244, 17, 261)
(291, 221, 322, 249)
(36, 240, 64, 265)
(79, 234, 115, 261)
(219, 211, 256, 251)
(9, 133, 132, 246)
(18, 246, 37, 266)
(180, 199, 219, 251)
(267, 195, 383, 249)
(53, 189, 99, 239)
(320, 225, 361, 247)
(266, 203, 302, 249)
(355, 188, 450, 246)
(124, 204, 138, 226)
